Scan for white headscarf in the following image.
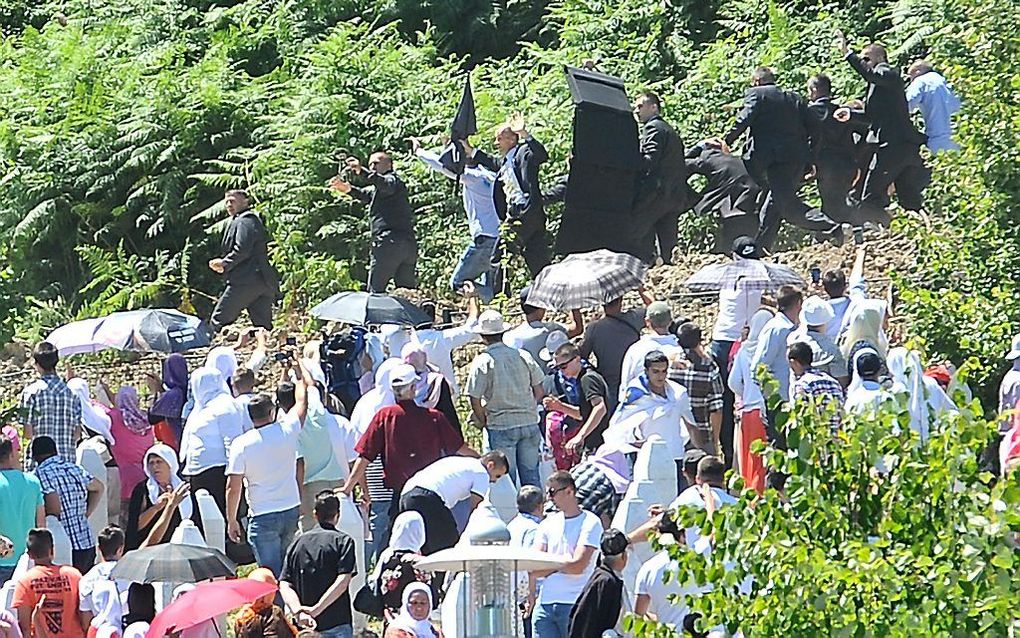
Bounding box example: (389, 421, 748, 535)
(840, 301, 889, 360)
(349, 357, 403, 437)
(743, 308, 774, 356)
(204, 346, 238, 392)
(391, 582, 436, 638)
(380, 511, 426, 565)
(66, 378, 116, 445)
(144, 443, 192, 519)
(179, 366, 237, 465)
(887, 347, 930, 439)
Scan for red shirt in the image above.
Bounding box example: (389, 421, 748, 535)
(355, 400, 464, 490)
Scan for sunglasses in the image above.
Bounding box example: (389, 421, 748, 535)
(547, 485, 568, 498)
(553, 355, 578, 371)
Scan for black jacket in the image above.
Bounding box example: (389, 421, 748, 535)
(724, 84, 818, 166)
(567, 563, 623, 638)
(349, 170, 416, 242)
(845, 53, 925, 146)
(684, 143, 760, 218)
(638, 115, 687, 201)
(807, 96, 869, 164)
(475, 136, 549, 223)
(219, 209, 280, 293)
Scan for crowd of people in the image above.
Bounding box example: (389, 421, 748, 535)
(0, 30, 984, 638)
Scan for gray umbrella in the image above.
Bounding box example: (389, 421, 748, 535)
(110, 543, 235, 584)
(310, 291, 432, 327)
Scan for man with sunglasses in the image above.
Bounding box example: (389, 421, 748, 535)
(541, 343, 611, 458)
(834, 31, 930, 228)
(528, 471, 603, 638)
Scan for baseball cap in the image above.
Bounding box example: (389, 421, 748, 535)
(646, 301, 672, 328)
(539, 331, 570, 361)
(855, 350, 883, 377)
(389, 363, 418, 387)
(732, 236, 760, 259)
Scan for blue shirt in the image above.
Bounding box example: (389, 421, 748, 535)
(0, 469, 43, 567)
(751, 312, 797, 401)
(415, 148, 500, 239)
(906, 71, 961, 153)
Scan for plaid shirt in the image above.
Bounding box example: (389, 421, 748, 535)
(465, 343, 545, 429)
(20, 374, 81, 470)
(792, 368, 845, 433)
(34, 455, 95, 550)
(669, 350, 724, 432)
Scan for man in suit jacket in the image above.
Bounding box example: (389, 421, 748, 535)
(208, 189, 280, 332)
(683, 140, 761, 253)
(835, 34, 930, 226)
(632, 92, 688, 265)
(807, 74, 869, 225)
(724, 67, 842, 250)
(464, 116, 552, 277)
(331, 152, 418, 292)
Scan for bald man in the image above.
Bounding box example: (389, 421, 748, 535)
(834, 33, 929, 227)
(331, 151, 418, 292)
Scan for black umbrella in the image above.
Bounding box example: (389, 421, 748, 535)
(111, 543, 235, 584)
(310, 291, 432, 327)
(439, 75, 477, 176)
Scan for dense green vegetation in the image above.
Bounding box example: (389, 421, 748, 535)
(1, 0, 1018, 413)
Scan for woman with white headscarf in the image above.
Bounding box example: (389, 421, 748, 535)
(126, 443, 195, 549)
(840, 300, 889, 365)
(727, 308, 774, 494)
(376, 512, 435, 624)
(66, 378, 116, 445)
(886, 347, 956, 441)
(389, 582, 444, 637)
(177, 366, 246, 537)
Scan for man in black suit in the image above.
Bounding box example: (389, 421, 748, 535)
(631, 92, 688, 265)
(683, 140, 761, 253)
(724, 67, 842, 250)
(464, 115, 552, 277)
(806, 74, 869, 225)
(834, 33, 930, 226)
(208, 189, 280, 332)
(331, 152, 418, 292)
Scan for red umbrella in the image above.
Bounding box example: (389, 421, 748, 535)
(146, 578, 277, 637)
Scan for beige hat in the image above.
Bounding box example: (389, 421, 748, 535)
(474, 309, 510, 336)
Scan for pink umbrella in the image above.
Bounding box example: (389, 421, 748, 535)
(146, 578, 277, 637)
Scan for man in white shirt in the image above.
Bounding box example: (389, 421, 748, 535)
(618, 301, 681, 401)
(398, 451, 509, 554)
(822, 246, 868, 340)
(225, 362, 312, 577)
(634, 545, 707, 634)
(751, 285, 803, 403)
(844, 350, 895, 415)
(528, 471, 604, 638)
(413, 139, 501, 302)
(670, 456, 738, 554)
(78, 525, 126, 634)
(503, 287, 583, 365)
(414, 292, 480, 397)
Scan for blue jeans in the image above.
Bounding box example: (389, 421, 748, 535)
(487, 424, 541, 488)
(451, 234, 498, 303)
(366, 497, 392, 561)
(532, 602, 573, 638)
(318, 625, 353, 638)
(247, 506, 299, 577)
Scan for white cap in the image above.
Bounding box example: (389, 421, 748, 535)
(389, 363, 418, 387)
(539, 331, 570, 361)
(1007, 334, 1020, 361)
(800, 295, 836, 328)
(474, 309, 510, 336)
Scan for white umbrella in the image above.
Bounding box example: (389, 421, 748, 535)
(415, 546, 568, 573)
(47, 309, 209, 356)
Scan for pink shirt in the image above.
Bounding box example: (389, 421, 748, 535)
(101, 405, 154, 499)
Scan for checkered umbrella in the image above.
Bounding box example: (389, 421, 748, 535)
(110, 543, 235, 584)
(684, 258, 805, 292)
(525, 250, 647, 311)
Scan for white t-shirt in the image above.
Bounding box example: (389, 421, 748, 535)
(844, 382, 894, 415)
(226, 420, 301, 516)
(415, 323, 479, 398)
(634, 549, 706, 630)
(618, 334, 681, 401)
(401, 456, 490, 509)
(671, 485, 738, 552)
(712, 284, 764, 342)
(533, 510, 603, 605)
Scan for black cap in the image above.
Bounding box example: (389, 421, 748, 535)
(856, 350, 883, 377)
(600, 528, 630, 556)
(732, 235, 760, 259)
(683, 448, 707, 477)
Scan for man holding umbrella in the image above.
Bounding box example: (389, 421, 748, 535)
(208, 189, 280, 333)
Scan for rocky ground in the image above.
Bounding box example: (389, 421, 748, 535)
(0, 231, 917, 412)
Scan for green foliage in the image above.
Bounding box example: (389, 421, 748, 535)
(627, 395, 1020, 636)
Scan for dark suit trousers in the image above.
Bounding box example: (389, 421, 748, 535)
(211, 280, 274, 331)
(816, 155, 857, 225)
(509, 214, 551, 277)
(368, 236, 418, 292)
(854, 143, 930, 223)
(750, 159, 837, 250)
(631, 190, 677, 263)
(653, 211, 680, 264)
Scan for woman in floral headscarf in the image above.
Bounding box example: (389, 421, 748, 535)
(375, 512, 436, 624)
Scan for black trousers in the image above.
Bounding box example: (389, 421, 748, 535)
(211, 282, 274, 332)
(710, 339, 736, 469)
(749, 159, 838, 251)
(653, 209, 680, 264)
(399, 487, 459, 555)
(189, 465, 253, 564)
(507, 213, 552, 278)
(72, 547, 96, 575)
(815, 155, 858, 225)
(631, 190, 680, 264)
(368, 237, 418, 292)
(853, 142, 930, 223)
